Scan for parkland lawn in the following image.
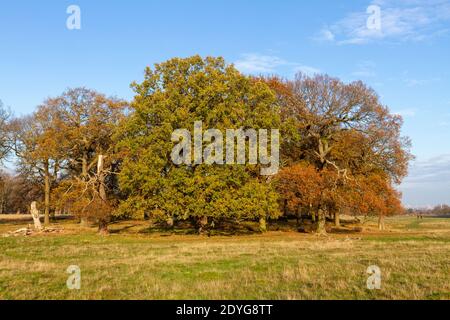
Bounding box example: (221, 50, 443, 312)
(0, 216, 449, 300)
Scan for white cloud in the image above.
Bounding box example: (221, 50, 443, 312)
(318, 0, 450, 45)
(234, 54, 287, 73)
(234, 53, 320, 76)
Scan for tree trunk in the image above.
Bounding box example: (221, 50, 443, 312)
(259, 216, 267, 233)
(378, 215, 385, 231)
(79, 217, 89, 226)
(50, 209, 56, 221)
(198, 216, 208, 234)
(0, 179, 5, 215)
(81, 150, 88, 180)
(315, 208, 326, 234)
(51, 160, 59, 222)
(283, 199, 288, 216)
(97, 154, 109, 235)
(98, 218, 109, 235)
(334, 210, 340, 227)
(43, 161, 51, 226)
(80, 151, 89, 226)
(166, 216, 174, 228)
(30, 201, 43, 231)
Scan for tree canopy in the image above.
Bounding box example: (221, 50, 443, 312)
(116, 56, 281, 232)
(0, 56, 413, 234)
(264, 74, 412, 232)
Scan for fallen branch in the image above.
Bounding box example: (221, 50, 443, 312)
(2, 226, 64, 237)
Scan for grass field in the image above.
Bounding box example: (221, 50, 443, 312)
(0, 215, 449, 300)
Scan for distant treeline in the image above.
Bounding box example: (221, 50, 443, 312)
(407, 205, 450, 217)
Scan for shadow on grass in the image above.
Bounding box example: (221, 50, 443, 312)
(329, 226, 363, 234)
(108, 218, 364, 237)
(138, 219, 258, 237)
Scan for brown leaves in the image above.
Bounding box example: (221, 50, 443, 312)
(276, 162, 403, 218)
(263, 73, 413, 183)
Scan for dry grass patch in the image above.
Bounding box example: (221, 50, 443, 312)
(0, 216, 449, 299)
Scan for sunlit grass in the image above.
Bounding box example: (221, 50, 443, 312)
(0, 216, 449, 300)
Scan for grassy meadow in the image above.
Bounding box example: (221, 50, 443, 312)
(0, 215, 449, 300)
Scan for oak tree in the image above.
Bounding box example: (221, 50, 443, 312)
(117, 56, 281, 232)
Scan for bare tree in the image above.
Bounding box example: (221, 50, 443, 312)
(0, 100, 12, 164)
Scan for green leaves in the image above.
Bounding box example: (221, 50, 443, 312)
(117, 56, 281, 224)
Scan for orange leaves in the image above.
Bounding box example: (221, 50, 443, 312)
(276, 162, 403, 218)
(355, 173, 402, 216)
(276, 163, 335, 212)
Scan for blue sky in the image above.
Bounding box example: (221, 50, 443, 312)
(1, 0, 449, 207)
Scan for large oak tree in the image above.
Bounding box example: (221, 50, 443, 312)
(266, 74, 413, 232)
(116, 56, 281, 232)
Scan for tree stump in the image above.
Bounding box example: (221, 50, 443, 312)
(30, 202, 43, 231)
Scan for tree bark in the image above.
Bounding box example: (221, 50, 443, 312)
(0, 178, 5, 215)
(79, 217, 89, 227)
(80, 150, 89, 226)
(43, 160, 50, 226)
(97, 154, 109, 235)
(334, 210, 340, 227)
(259, 216, 267, 233)
(198, 216, 208, 234)
(315, 208, 326, 234)
(98, 218, 109, 235)
(378, 215, 385, 231)
(81, 150, 88, 180)
(30, 201, 43, 231)
(166, 216, 174, 228)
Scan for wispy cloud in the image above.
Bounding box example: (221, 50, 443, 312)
(403, 154, 450, 186)
(403, 77, 440, 87)
(317, 0, 450, 45)
(400, 154, 450, 206)
(293, 65, 321, 76)
(234, 53, 320, 76)
(315, 28, 335, 42)
(234, 54, 287, 73)
(352, 61, 377, 78)
(393, 108, 417, 117)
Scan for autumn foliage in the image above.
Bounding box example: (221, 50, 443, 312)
(0, 56, 412, 234)
(265, 74, 411, 232)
